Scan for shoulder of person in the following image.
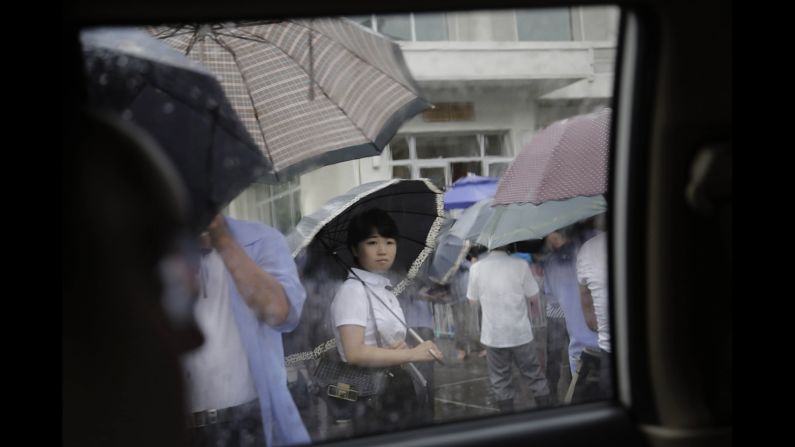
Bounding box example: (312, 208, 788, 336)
(337, 277, 367, 295)
(332, 280, 369, 314)
(469, 260, 483, 274)
(226, 216, 285, 246)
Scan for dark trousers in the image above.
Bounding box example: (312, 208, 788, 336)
(485, 342, 550, 402)
(187, 400, 266, 447)
(545, 317, 569, 402)
(452, 300, 482, 353)
(569, 348, 612, 404)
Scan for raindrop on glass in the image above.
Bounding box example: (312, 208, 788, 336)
(163, 102, 175, 114)
(223, 157, 240, 168)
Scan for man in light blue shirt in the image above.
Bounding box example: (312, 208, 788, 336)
(185, 214, 309, 446)
(542, 230, 599, 376)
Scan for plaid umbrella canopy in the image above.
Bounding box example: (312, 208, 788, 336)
(494, 108, 611, 205)
(150, 19, 431, 181)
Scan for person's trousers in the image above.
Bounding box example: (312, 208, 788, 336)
(569, 348, 612, 404)
(452, 300, 481, 353)
(545, 317, 569, 402)
(485, 342, 550, 402)
(187, 399, 266, 447)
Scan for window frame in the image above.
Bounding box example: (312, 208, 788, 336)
(351, 12, 448, 42)
(388, 131, 514, 187)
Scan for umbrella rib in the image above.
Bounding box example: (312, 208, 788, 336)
(287, 19, 426, 145)
(288, 19, 422, 97)
(215, 25, 379, 147)
(204, 31, 279, 177)
(338, 194, 444, 214)
(150, 26, 192, 39)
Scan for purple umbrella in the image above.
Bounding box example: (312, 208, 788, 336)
(494, 108, 611, 205)
(443, 174, 498, 210)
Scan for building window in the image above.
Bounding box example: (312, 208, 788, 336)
(422, 102, 475, 122)
(389, 132, 513, 188)
(515, 8, 572, 41)
(487, 161, 511, 178)
(231, 179, 302, 234)
(484, 133, 508, 156)
(348, 13, 448, 41)
(415, 134, 480, 159)
(392, 165, 411, 179)
(390, 136, 411, 160)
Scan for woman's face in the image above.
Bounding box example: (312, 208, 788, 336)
(353, 231, 397, 273)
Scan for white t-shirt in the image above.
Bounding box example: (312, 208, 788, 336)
(467, 251, 540, 348)
(331, 268, 407, 362)
(181, 250, 257, 412)
(577, 232, 610, 352)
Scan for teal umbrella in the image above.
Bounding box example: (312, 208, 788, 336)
(476, 195, 607, 249)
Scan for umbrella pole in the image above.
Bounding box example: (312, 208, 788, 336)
(407, 328, 444, 365)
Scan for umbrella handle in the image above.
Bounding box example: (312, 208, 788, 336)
(406, 362, 428, 388)
(408, 328, 445, 365)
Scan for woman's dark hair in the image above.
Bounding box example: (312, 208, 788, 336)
(346, 208, 399, 252)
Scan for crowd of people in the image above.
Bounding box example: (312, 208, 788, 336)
(67, 132, 610, 445)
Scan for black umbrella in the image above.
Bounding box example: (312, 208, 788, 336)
(284, 179, 445, 367)
(80, 27, 272, 232)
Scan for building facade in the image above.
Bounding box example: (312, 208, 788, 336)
(228, 6, 618, 231)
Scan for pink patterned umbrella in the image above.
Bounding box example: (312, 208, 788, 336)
(494, 108, 611, 205)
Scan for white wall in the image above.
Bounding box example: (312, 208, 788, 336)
(400, 41, 594, 82)
(296, 83, 546, 216)
(401, 85, 539, 156)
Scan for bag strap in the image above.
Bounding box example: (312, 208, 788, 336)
(358, 278, 385, 348)
(349, 271, 410, 332)
(355, 277, 430, 389)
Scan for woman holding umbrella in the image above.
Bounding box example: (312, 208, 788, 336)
(330, 208, 443, 434)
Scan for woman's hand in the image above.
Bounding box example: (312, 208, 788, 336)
(410, 340, 444, 362)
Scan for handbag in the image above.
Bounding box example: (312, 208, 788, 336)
(312, 280, 391, 402)
(313, 354, 390, 401)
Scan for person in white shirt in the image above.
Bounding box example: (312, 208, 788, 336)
(330, 208, 442, 434)
(577, 232, 610, 352)
(575, 231, 612, 401)
(183, 214, 309, 447)
(467, 246, 551, 412)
